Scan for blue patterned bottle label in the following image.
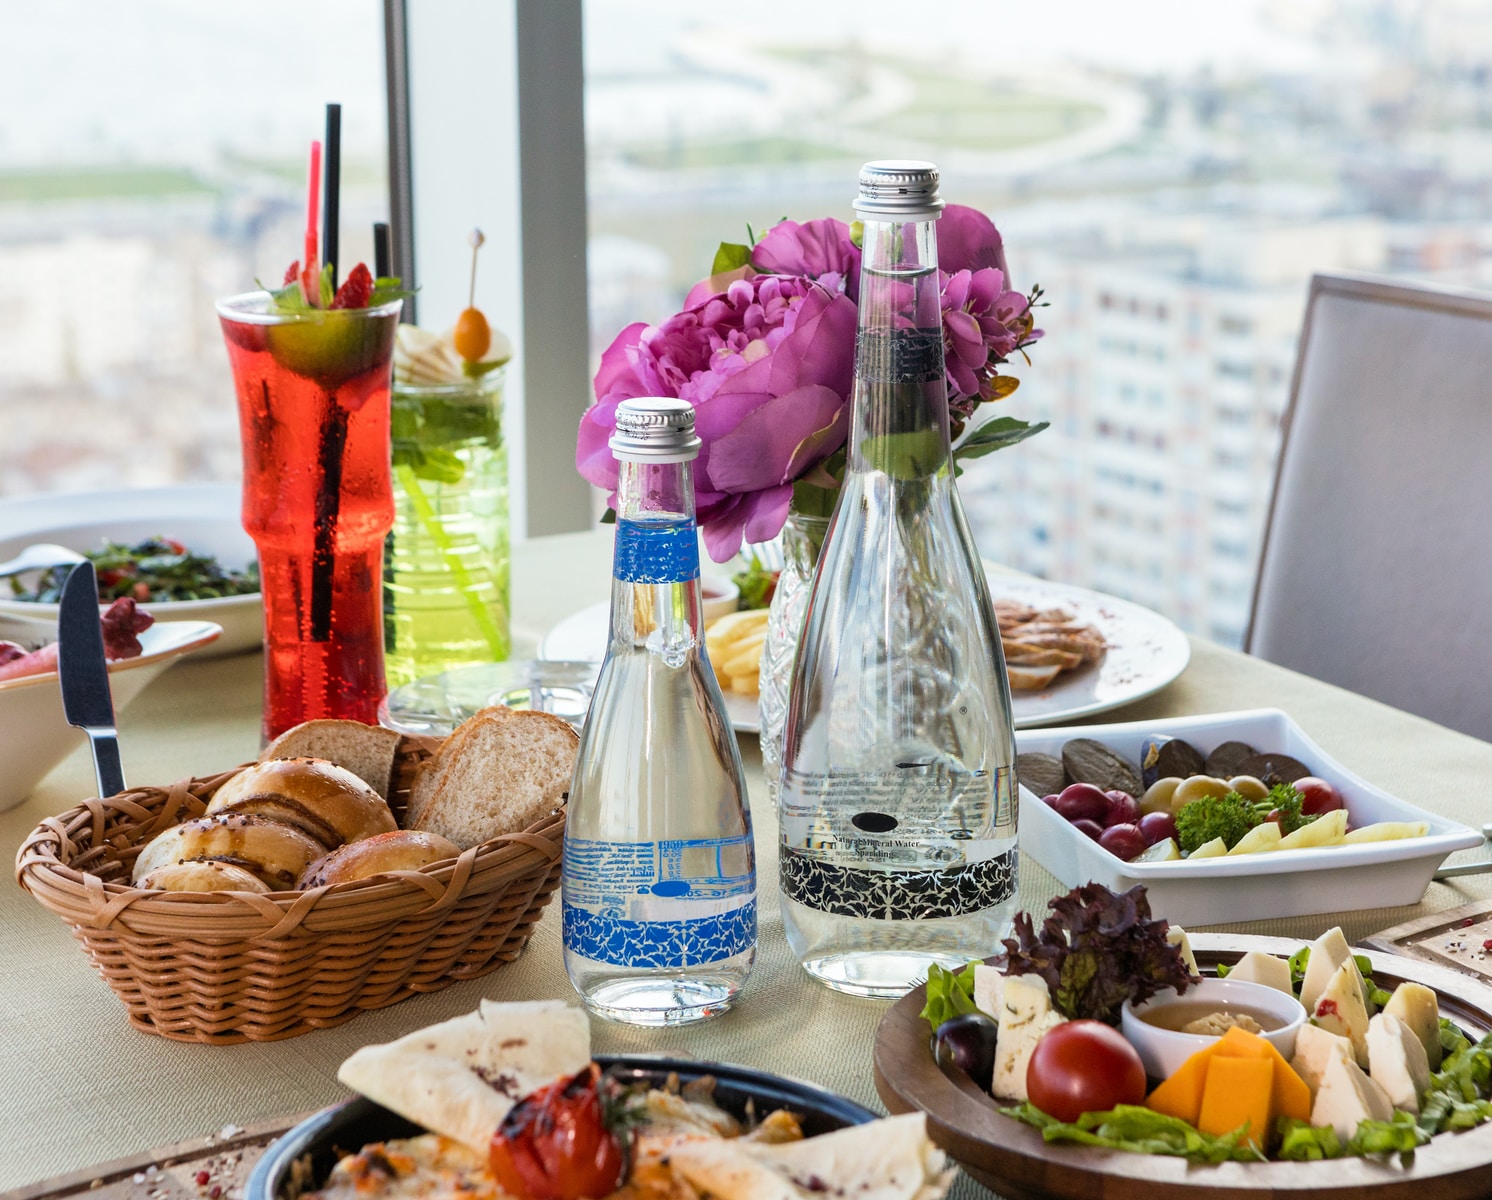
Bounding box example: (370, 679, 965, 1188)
(562, 835, 756, 967)
(613, 518, 699, 585)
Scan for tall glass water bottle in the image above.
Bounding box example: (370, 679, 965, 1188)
(563, 398, 757, 1025)
(777, 162, 1018, 998)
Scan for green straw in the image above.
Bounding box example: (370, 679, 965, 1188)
(394, 461, 506, 659)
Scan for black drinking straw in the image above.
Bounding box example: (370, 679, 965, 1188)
(322, 103, 342, 291)
(373, 222, 391, 279)
(309, 103, 345, 646)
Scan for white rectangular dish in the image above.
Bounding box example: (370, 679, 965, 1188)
(1016, 708, 1483, 926)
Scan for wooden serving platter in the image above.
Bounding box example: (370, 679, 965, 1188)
(1365, 901, 1492, 985)
(0, 1114, 307, 1200)
(874, 933, 1492, 1200)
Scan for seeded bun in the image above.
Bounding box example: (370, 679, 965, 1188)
(206, 758, 397, 849)
(408, 707, 577, 850)
(261, 719, 401, 799)
(132, 812, 328, 891)
(136, 861, 271, 894)
(298, 829, 462, 889)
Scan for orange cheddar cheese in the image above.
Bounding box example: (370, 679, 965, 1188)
(1197, 1055, 1273, 1141)
(1145, 1026, 1312, 1138)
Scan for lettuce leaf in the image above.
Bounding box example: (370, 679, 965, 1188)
(919, 961, 982, 1029)
(1002, 1103, 1264, 1163)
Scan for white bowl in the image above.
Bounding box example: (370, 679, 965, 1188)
(1017, 708, 1483, 925)
(1121, 977, 1306, 1079)
(0, 485, 260, 658)
(701, 575, 740, 623)
(0, 618, 221, 811)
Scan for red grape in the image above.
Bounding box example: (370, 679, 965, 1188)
(1138, 811, 1178, 846)
(1098, 823, 1148, 861)
(1054, 783, 1109, 823)
(1104, 790, 1141, 827)
(1071, 818, 1104, 842)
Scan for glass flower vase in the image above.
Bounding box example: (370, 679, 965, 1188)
(758, 508, 831, 805)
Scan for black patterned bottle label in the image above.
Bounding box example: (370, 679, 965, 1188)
(778, 849, 1016, 921)
(855, 328, 944, 384)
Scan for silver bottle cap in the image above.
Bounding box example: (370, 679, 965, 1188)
(609, 397, 702, 463)
(854, 160, 944, 220)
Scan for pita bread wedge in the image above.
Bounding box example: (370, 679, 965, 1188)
(667, 1111, 953, 1200)
(337, 999, 590, 1154)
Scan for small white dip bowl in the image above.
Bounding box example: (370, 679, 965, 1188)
(1121, 977, 1306, 1080)
(700, 576, 741, 623)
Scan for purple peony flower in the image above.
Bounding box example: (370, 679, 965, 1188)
(577, 274, 858, 561)
(577, 202, 1043, 560)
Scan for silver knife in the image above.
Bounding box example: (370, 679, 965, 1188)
(58, 561, 125, 798)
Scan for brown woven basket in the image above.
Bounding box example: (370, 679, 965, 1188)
(14, 736, 564, 1045)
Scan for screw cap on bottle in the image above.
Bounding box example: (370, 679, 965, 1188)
(854, 160, 944, 220)
(609, 397, 702, 463)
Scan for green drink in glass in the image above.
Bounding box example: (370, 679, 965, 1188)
(384, 323, 511, 687)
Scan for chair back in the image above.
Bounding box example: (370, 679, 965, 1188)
(1246, 272, 1492, 742)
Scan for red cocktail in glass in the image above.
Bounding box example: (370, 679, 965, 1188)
(217, 292, 402, 739)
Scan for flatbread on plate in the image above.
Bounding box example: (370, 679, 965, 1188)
(666, 1111, 952, 1200)
(338, 999, 590, 1154)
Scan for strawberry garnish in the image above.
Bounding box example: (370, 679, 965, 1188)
(331, 262, 373, 310)
(283, 261, 300, 285)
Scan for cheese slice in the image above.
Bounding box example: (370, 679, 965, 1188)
(1312, 961, 1370, 1067)
(1366, 1012, 1432, 1114)
(1227, 950, 1292, 994)
(972, 964, 1004, 1021)
(991, 975, 1066, 1101)
(1310, 1051, 1394, 1142)
(1166, 926, 1199, 975)
(1227, 822, 1283, 855)
(1384, 982, 1442, 1070)
(1300, 927, 1357, 1014)
(1290, 1022, 1354, 1098)
(1189, 837, 1228, 859)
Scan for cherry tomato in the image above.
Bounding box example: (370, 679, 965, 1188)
(1026, 1020, 1147, 1123)
(163, 538, 188, 555)
(489, 1064, 629, 1200)
(1293, 776, 1345, 816)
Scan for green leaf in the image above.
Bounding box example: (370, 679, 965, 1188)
(1001, 1103, 1264, 1164)
(319, 262, 335, 309)
(710, 242, 752, 276)
(600, 508, 617, 526)
(1275, 1118, 1343, 1160)
(861, 429, 945, 479)
(953, 416, 1049, 463)
(1346, 1111, 1431, 1158)
(919, 962, 983, 1029)
(370, 276, 417, 307)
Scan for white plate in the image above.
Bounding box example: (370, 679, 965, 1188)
(1016, 707, 1484, 925)
(539, 607, 760, 733)
(537, 570, 1191, 735)
(0, 485, 260, 658)
(0, 618, 222, 811)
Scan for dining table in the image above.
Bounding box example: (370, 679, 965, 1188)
(5, 527, 1492, 1197)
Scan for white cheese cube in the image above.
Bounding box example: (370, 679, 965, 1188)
(1166, 926, 1199, 975)
(1300, 926, 1354, 1014)
(1227, 949, 1292, 994)
(990, 975, 1066, 1102)
(1291, 1022, 1354, 1098)
(1366, 1012, 1431, 1114)
(972, 964, 1004, 1020)
(1313, 960, 1370, 1067)
(1384, 982, 1442, 1071)
(1310, 1051, 1394, 1142)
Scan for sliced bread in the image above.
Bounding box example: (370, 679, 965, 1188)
(262, 719, 402, 799)
(410, 708, 577, 849)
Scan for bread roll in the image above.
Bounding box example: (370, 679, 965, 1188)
(262, 719, 401, 799)
(206, 758, 396, 849)
(298, 829, 461, 888)
(132, 813, 327, 890)
(409, 708, 577, 850)
(137, 861, 270, 893)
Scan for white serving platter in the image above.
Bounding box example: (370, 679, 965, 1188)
(1016, 707, 1483, 926)
(0, 484, 260, 658)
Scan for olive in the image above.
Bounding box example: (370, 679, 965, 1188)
(933, 1012, 999, 1094)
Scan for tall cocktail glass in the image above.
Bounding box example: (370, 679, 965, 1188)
(217, 291, 403, 739)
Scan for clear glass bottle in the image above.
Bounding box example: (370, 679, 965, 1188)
(563, 397, 757, 1025)
(777, 162, 1018, 998)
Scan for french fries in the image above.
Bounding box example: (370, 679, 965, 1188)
(705, 609, 769, 696)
